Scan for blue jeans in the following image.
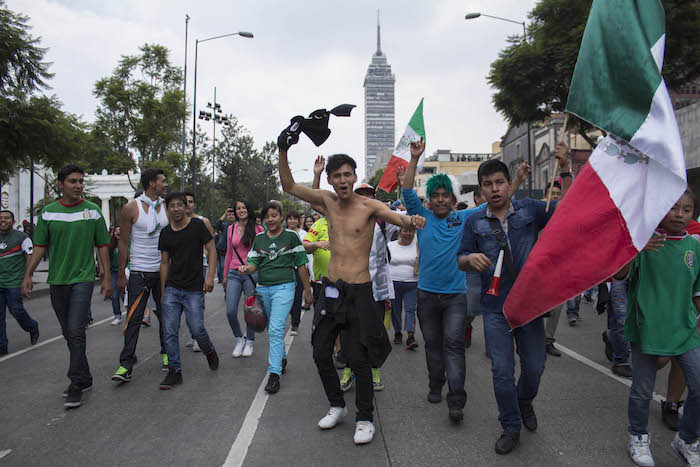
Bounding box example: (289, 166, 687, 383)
(162, 287, 214, 372)
(629, 343, 700, 443)
(391, 281, 417, 333)
(566, 295, 581, 319)
(216, 253, 226, 283)
(416, 290, 468, 409)
(257, 282, 295, 375)
(465, 272, 482, 317)
(225, 270, 257, 341)
(484, 311, 546, 432)
(608, 280, 630, 365)
(110, 270, 124, 318)
(50, 283, 93, 386)
(0, 287, 39, 351)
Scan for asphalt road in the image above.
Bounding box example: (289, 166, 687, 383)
(0, 286, 685, 466)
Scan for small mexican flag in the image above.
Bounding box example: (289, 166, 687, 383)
(377, 99, 426, 193)
(503, 0, 686, 328)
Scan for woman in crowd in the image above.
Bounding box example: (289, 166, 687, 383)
(388, 227, 419, 349)
(223, 199, 264, 358)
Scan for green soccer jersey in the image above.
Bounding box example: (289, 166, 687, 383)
(247, 229, 308, 286)
(624, 234, 700, 356)
(33, 199, 111, 285)
(0, 230, 33, 288)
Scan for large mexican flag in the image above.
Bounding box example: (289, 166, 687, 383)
(503, 0, 686, 327)
(377, 99, 426, 193)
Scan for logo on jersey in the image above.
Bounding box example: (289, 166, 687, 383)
(83, 209, 92, 219)
(684, 250, 695, 269)
(0, 242, 6, 250)
(446, 213, 462, 229)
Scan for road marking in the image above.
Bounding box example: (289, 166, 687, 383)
(223, 312, 304, 467)
(0, 449, 11, 460)
(0, 316, 112, 364)
(557, 343, 665, 404)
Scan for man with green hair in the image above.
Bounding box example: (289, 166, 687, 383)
(402, 140, 526, 423)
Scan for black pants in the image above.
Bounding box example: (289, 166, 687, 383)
(50, 283, 93, 386)
(311, 281, 389, 422)
(290, 270, 303, 328)
(119, 271, 165, 369)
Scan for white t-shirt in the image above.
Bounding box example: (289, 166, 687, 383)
(387, 239, 418, 283)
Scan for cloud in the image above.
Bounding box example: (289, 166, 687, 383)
(9, 0, 535, 184)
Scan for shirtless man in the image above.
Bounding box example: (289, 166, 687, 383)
(278, 135, 425, 445)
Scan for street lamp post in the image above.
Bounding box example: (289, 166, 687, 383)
(180, 14, 190, 191)
(190, 30, 254, 195)
(465, 12, 533, 197)
(198, 86, 230, 220)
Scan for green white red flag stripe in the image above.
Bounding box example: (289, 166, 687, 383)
(503, 0, 686, 328)
(377, 99, 425, 193)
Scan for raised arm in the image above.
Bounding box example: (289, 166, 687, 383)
(310, 155, 326, 214)
(402, 139, 425, 190)
(555, 142, 572, 195)
(510, 162, 530, 196)
(279, 148, 329, 207)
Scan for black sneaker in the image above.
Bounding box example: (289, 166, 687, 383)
(568, 317, 578, 326)
(449, 408, 463, 423)
(30, 328, 40, 345)
(159, 370, 183, 390)
(62, 382, 93, 398)
(334, 353, 346, 369)
(519, 402, 537, 431)
(393, 332, 402, 345)
(495, 430, 520, 455)
(265, 373, 280, 394)
(0, 348, 7, 356)
(406, 335, 418, 350)
(661, 400, 682, 431)
(601, 331, 613, 362)
(205, 348, 219, 371)
(545, 343, 562, 357)
(282, 358, 288, 374)
(64, 384, 83, 408)
(612, 364, 633, 378)
(428, 390, 442, 404)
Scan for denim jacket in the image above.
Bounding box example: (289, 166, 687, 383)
(458, 198, 556, 313)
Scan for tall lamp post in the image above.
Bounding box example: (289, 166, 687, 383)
(198, 86, 230, 220)
(465, 12, 533, 197)
(190, 30, 254, 195)
(180, 14, 190, 191)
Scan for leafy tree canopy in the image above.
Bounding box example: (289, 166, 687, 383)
(488, 0, 700, 128)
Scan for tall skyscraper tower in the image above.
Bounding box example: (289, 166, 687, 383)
(363, 13, 395, 179)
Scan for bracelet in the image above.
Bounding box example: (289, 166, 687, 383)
(560, 172, 572, 178)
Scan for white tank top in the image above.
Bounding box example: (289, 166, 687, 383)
(130, 199, 169, 272)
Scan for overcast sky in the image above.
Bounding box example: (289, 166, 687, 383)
(11, 0, 536, 182)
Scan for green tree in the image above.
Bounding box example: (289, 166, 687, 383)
(93, 43, 186, 164)
(487, 0, 700, 136)
(0, 2, 87, 184)
(215, 118, 280, 211)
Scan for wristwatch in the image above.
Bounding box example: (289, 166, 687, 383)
(560, 172, 572, 178)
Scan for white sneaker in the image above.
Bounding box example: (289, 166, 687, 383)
(192, 340, 201, 352)
(317, 406, 348, 429)
(672, 433, 700, 466)
(353, 421, 375, 445)
(628, 434, 655, 467)
(232, 338, 246, 358)
(185, 339, 194, 348)
(110, 317, 122, 326)
(242, 340, 254, 357)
